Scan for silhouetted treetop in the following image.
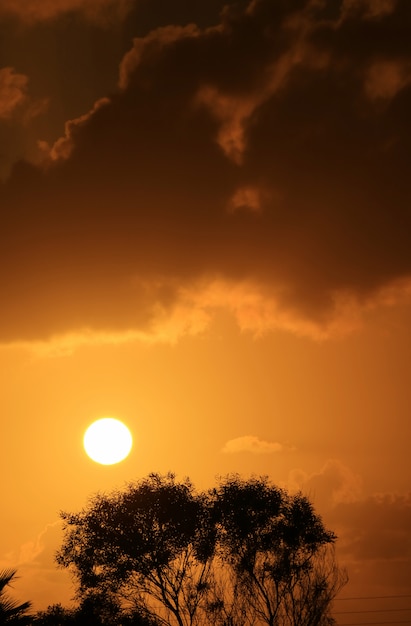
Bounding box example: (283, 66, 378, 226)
(57, 472, 346, 626)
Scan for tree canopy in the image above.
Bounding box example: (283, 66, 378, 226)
(57, 473, 347, 626)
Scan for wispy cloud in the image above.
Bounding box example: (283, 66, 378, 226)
(0, 67, 48, 123)
(222, 435, 294, 455)
(0, 521, 72, 610)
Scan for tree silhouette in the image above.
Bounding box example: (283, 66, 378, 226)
(57, 473, 216, 626)
(32, 603, 76, 625)
(213, 475, 347, 625)
(57, 473, 346, 626)
(33, 599, 159, 625)
(0, 570, 32, 625)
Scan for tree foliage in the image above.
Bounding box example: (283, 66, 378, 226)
(57, 473, 347, 626)
(57, 474, 215, 626)
(33, 599, 158, 626)
(0, 569, 32, 625)
(213, 476, 346, 625)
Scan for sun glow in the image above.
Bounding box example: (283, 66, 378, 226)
(83, 418, 133, 465)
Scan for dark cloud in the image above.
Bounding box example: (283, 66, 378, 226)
(0, 0, 133, 24)
(293, 459, 411, 561)
(290, 460, 411, 596)
(1, 0, 411, 344)
(0, 67, 48, 178)
(333, 492, 411, 562)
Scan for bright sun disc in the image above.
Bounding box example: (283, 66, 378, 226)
(84, 418, 133, 465)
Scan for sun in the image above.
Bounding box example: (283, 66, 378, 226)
(83, 418, 133, 465)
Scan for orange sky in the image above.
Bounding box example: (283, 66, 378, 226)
(1, 0, 411, 622)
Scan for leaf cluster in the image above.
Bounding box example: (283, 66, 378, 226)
(0, 569, 32, 625)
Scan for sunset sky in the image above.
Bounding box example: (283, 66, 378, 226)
(1, 0, 411, 622)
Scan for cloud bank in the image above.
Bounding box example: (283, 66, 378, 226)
(1, 0, 411, 345)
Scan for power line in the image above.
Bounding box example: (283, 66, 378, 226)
(336, 608, 411, 614)
(336, 594, 411, 601)
(334, 594, 411, 624)
(337, 621, 411, 625)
